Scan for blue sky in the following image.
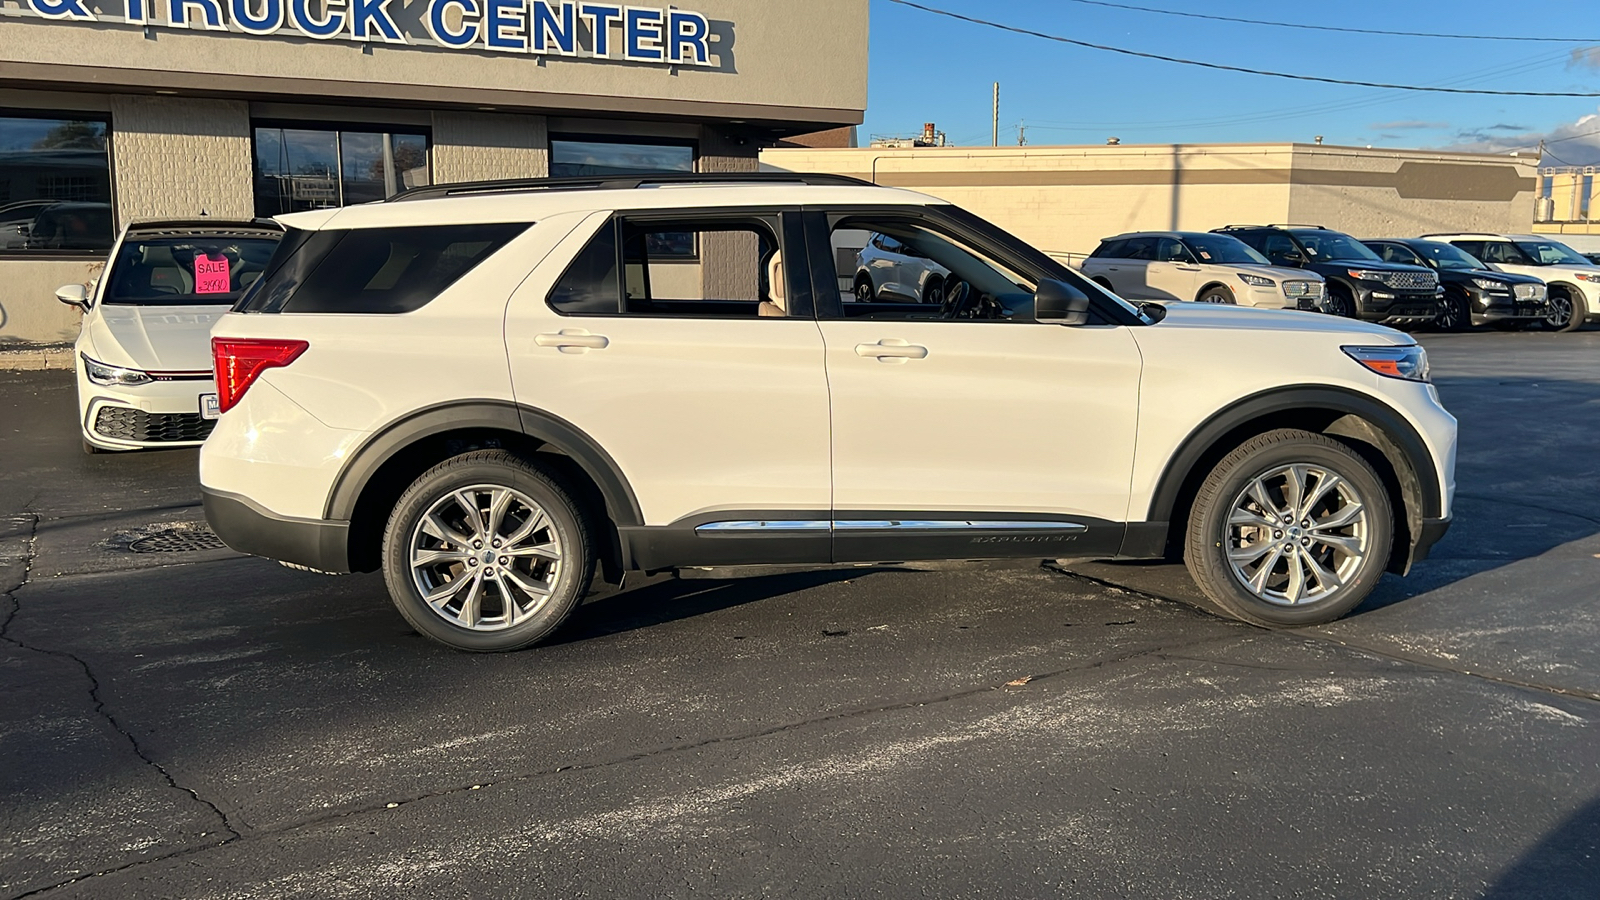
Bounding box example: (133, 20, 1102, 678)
(863, 0, 1600, 163)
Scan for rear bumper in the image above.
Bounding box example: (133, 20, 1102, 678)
(202, 488, 351, 574)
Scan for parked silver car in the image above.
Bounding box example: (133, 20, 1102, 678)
(854, 231, 953, 304)
(1080, 231, 1326, 309)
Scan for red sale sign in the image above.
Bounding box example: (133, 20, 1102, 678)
(195, 255, 231, 294)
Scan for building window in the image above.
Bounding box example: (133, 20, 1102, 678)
(253, 125, 430, 217)
(0, 113, 113, 255)
(549, 137, 695, 178)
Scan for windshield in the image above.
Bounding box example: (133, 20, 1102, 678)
(1513, 239, 1593, 267)
(1182, 234, 1270, 265)
(104, 234, 282, 306)
(1412, 241, 1486, 271)
(1292, 230, 1382, 262)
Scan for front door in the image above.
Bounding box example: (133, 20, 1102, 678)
(811, 210, 1144, 562)
(505, 209, 833, 566)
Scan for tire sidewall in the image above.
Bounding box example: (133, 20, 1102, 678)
(382, 455, 592, 652)
(1190, 436, 1393, 627)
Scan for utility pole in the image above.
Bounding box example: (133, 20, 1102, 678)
(1018, 119, 1027, 147)
(992, 82, 1000, 148)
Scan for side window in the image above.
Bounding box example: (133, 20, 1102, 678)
(1090, 239, 1126, 259)
(1259, 234, 1300, 263)
(1481, 242, 1517, 264)
(1123, 237, 1157, 261)
(240, 223, 528, 314)
(548, 216, 788, 318)
(1452, 241, 1485, 261)
(1157, 238, 1191, 262)
(830, 216, 1037, 322)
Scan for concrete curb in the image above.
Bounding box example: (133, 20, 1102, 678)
(0, 345, 73, 372)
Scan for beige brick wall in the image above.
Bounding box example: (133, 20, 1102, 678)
(109, 95, 253, 222)
(698, 127, 761, 299)
(431, 112, 549, 184)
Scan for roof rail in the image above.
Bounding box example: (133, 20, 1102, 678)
(1267, 223, 1329, 230)
(387, 171, 877, 203)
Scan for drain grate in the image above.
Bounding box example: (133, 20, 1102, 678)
(126, 527, 228, 554)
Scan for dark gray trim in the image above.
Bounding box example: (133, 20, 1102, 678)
(0, 62, 864, 132)
(323, 400, 643, 527)
(204, 488, 351, 573)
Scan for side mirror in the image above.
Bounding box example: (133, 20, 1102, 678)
(56, 283, 89, 310)
(1034, 278, 1092, 326)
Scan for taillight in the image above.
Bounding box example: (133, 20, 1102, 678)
(212, 338, 309, 413)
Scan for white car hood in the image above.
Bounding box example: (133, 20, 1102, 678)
(89, 304, 231, 372)
(1149, 301, 1407, 341)
(1245, 265, 1324, 283)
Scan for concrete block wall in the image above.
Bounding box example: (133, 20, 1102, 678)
(698, 127, 761, 299)
(108, 95, 254, 222)
(431, 112, 549, 184)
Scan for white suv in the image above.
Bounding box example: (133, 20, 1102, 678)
(1079, 231, 1326, 309)
(1423, 232, 1600, 331)
(202, 173, 1457, 652)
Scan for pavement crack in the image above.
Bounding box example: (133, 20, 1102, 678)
(1, 513, 243, 900)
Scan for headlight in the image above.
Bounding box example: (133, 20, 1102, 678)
(1471, 278, 1510, 292)
(1575, 272, 1600, 283)
(1343, 345, 1430, 383)
(1237, 272, 1275, 288)
(1514, 283, 1546, 300)
(1346, 269, 1388, 282)
(82, 355, 153, 387)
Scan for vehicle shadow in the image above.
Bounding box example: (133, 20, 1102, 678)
(1482, 794, 1600, 899)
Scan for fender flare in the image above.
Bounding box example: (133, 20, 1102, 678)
(1146, 385, 1444, 525)
(324, 400, 643, 527)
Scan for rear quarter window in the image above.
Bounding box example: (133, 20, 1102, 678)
(238, 223, 530, 314)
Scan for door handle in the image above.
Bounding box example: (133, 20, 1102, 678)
(856, 339, 929, 360)
(534, 330, 610, 352)
(1175, 265, 1202, 271)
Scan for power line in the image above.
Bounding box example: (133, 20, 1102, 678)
(1051, 0, 1600, 43)
(886, 0, 1600, 97)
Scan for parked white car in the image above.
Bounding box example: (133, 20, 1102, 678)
(200, 173, 1455, 652)
(1079, 231, 1326, 309)
(62, 219, 282, 452)
(854, 230, 953, 305)
(1422, 233, 1600, 331)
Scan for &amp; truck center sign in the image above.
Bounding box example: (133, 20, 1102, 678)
(12, 0, 719, 65)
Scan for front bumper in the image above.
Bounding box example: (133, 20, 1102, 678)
(203, 488, 352, 574)
(81, 382, 219, 451)
(1357, 286, 1443, 323)
(1466, 287, 1548, 324)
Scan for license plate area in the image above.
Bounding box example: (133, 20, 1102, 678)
(200, 393, 220, 420)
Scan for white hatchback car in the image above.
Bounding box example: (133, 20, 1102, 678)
(201, 173, 1456, 652)
(1080, 231, 1326, 309)
(1422, 232, 1600, 331)
(60, 219, 282, 452)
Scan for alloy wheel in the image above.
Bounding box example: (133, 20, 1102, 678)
(1224, 464, 1370, 606)
(1545, 292, 1574, 330)
(408, 485, 564, 631)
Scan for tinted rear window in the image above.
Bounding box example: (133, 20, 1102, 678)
(238, 223, 529, 314)
(106, 233, 282, 305)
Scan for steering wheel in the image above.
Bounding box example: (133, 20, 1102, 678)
(940, 279, 972, 319)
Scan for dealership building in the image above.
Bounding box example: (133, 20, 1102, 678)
(0, 0, 867, 345)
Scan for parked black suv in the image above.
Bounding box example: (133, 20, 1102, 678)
(1362, 238, 1549, 331)
(1213, 225, 1442, 324)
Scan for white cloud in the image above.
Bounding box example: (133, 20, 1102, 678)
(1439, 107, 1600, 165)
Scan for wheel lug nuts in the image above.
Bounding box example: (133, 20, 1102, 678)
(473, 540, 483, 549)
(492, 540, 501, 548)
(468, 558, 478, 566)
(499, 557, 509, 566)
(1274, 531, 1283, 539)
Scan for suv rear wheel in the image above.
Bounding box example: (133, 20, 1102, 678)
(382, 450, 594, 652)
(1544, 286, 1586, 332)
(1185, 429, 1392, 627)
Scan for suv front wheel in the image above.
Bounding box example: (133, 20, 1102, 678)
(1185, 429, 1392, 627)
(382, 450, 594, 652)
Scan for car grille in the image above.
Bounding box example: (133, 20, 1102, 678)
(1514, 283, 1546, 300)
(1381, 271, 1438, 291)
(1282, 280, 1324, 299)
(93, 407, 215, 444)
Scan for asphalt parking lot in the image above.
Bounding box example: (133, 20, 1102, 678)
(2, 331, 1598, 899)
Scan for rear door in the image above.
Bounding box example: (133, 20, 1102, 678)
(504, 208, 833, 565)
(1147, 236, 1202, 302)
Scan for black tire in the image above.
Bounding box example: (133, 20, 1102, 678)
(854, 274, 875, 303)
(1543, 286, 1586, 332)
(1197, 285, 1236, 305)
(1325, 284, 1357, 318)
(922, 276, 945, 306)
(1184, 429, 1393, 628)
(82, 439, 107, 455)
(382, 450, 595, 652)
(1434, 289, 1470, 332)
